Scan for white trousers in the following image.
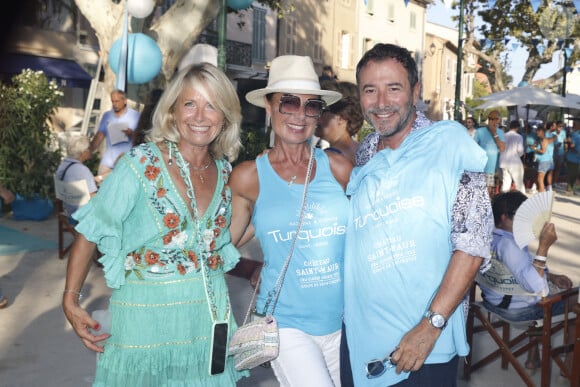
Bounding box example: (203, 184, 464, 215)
(271, 328, 341, 387)
(501, 165, 526, 194)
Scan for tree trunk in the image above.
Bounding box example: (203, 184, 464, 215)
(74, 0, 220, 102)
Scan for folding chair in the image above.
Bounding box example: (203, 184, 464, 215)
(463, 257, 578, 387)
(571, 303, 580, 387)
(54, 176, 90, 259)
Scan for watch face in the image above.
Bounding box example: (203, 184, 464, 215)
(430, 313, 446, 328)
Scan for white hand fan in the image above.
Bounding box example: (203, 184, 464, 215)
(513, 191, 554, 249)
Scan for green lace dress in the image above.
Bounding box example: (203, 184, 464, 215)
(73, 142, 247, 386)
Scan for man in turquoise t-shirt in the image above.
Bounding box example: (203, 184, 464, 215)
(474, 110, 506, 198)
(343, 43, 493, 387)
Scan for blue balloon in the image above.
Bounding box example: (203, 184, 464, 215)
(109, 33, 162, 84)
(227, 0, 253, 10)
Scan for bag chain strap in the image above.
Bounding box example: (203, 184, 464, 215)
(242, 146, 315, 324)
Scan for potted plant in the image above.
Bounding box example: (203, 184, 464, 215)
(0, 69, 63, 220)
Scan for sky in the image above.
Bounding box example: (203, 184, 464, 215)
(425, 1, 560, 86)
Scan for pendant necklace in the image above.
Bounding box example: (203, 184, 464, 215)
(167, 140, 229, 324)
(288, 175, 297, 187)
(167, 141, 211, 183)
(190, 160, 211, 184)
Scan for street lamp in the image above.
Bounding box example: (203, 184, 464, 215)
(454, 0, 466, 121)
(218, 0, 254, 71)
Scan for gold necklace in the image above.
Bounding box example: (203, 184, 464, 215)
(190, 160, 211, 183)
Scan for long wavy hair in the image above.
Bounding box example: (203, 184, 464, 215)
(149, 63, 242, 162)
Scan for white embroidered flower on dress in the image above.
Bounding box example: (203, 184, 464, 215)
(203, 229, 214, 249)
(170, 231, 187, 248)
(124, 255, 136, 270)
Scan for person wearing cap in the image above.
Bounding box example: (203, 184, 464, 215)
(342, 43, 492, 386)
(230, 55, 352, 386)
(474, 110, 506, 198)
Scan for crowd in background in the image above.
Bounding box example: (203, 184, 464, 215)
(461, 114, 579, 198)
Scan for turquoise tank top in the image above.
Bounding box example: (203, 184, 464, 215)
(253, 148, 348, 335)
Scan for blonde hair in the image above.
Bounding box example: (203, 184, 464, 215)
(149, 63, 242, 161)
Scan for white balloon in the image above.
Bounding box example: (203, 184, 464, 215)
(127, 0, 156, 19)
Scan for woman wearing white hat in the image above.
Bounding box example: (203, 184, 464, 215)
(230, 55, 352, 386)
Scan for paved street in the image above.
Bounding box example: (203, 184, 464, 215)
(0, 187, 579, 386)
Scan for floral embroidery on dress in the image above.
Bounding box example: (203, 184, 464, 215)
(124, 144, 229, 279)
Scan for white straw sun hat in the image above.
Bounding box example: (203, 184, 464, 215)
(246, 55, 342, 108)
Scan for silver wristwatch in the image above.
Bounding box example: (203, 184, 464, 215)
(425, 310, 447, 329)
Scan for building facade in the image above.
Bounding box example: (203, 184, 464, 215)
(423, 21, 475, 121)
(2, 0, 438, 131)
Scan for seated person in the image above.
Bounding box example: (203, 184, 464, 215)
(0, 182, 15, 210)
(55, 135, 98, 222)
(480, 191, 575, 371)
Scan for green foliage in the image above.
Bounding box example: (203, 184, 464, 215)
(464, 0, 579, 88)
(85, 152, 101, 176)
(357, 121, 374, 143)
(235, 126, 269, 165)
(256, 1, 295, 18)
(0, 69, 63, 199)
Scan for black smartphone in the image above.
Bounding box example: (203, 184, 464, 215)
(210, 322, 229, 375)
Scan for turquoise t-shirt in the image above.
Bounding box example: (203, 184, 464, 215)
(474, 126, 505, 174)
(253, 148, 348, 336)
(566, 131, 580, 164)
(344, 121, 487, 386)
(536, 132, 555, 163)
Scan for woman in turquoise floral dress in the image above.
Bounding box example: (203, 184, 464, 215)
(62, 63, 247, 386)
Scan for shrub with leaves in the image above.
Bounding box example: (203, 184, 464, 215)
(0, 69, 63, 199)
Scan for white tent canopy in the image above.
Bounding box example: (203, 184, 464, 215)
(475, 87, 580, 112)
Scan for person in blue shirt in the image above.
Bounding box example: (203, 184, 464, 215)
(530, 125, 556, 192)
(552, 120, 567, 186)
(479, 191, 574, 372)
(474, 111, 506, 198)
(565, 118, 580, 195)
(89, 90, 140, 178)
